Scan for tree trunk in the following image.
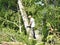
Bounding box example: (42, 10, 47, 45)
(18, 0, 30, 34)
(18, 10, 22, 33)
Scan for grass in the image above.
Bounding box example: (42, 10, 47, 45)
(0, 28, 37, 45)
(1, 42, 26, 45)
(0, 27, 60, 45)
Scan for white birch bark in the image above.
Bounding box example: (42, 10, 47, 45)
(18, 0, 30, 34)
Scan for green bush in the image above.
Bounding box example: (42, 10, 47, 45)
(0, 28, 37, 45)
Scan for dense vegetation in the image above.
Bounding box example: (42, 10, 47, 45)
(0, 0, 60, 45)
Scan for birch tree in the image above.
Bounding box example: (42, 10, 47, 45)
(18, 0, 30, 34)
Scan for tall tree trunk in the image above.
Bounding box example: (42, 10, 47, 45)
(18, 0, 30, 34)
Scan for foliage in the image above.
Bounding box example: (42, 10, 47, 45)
(36, 42, 44, 45)
(0, 0, 60, 45)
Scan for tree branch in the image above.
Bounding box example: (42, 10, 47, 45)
(0, 17, 19, 27)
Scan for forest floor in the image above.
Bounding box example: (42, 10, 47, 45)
(0, 42, 26, 45)
(0, 28, 60, 45)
